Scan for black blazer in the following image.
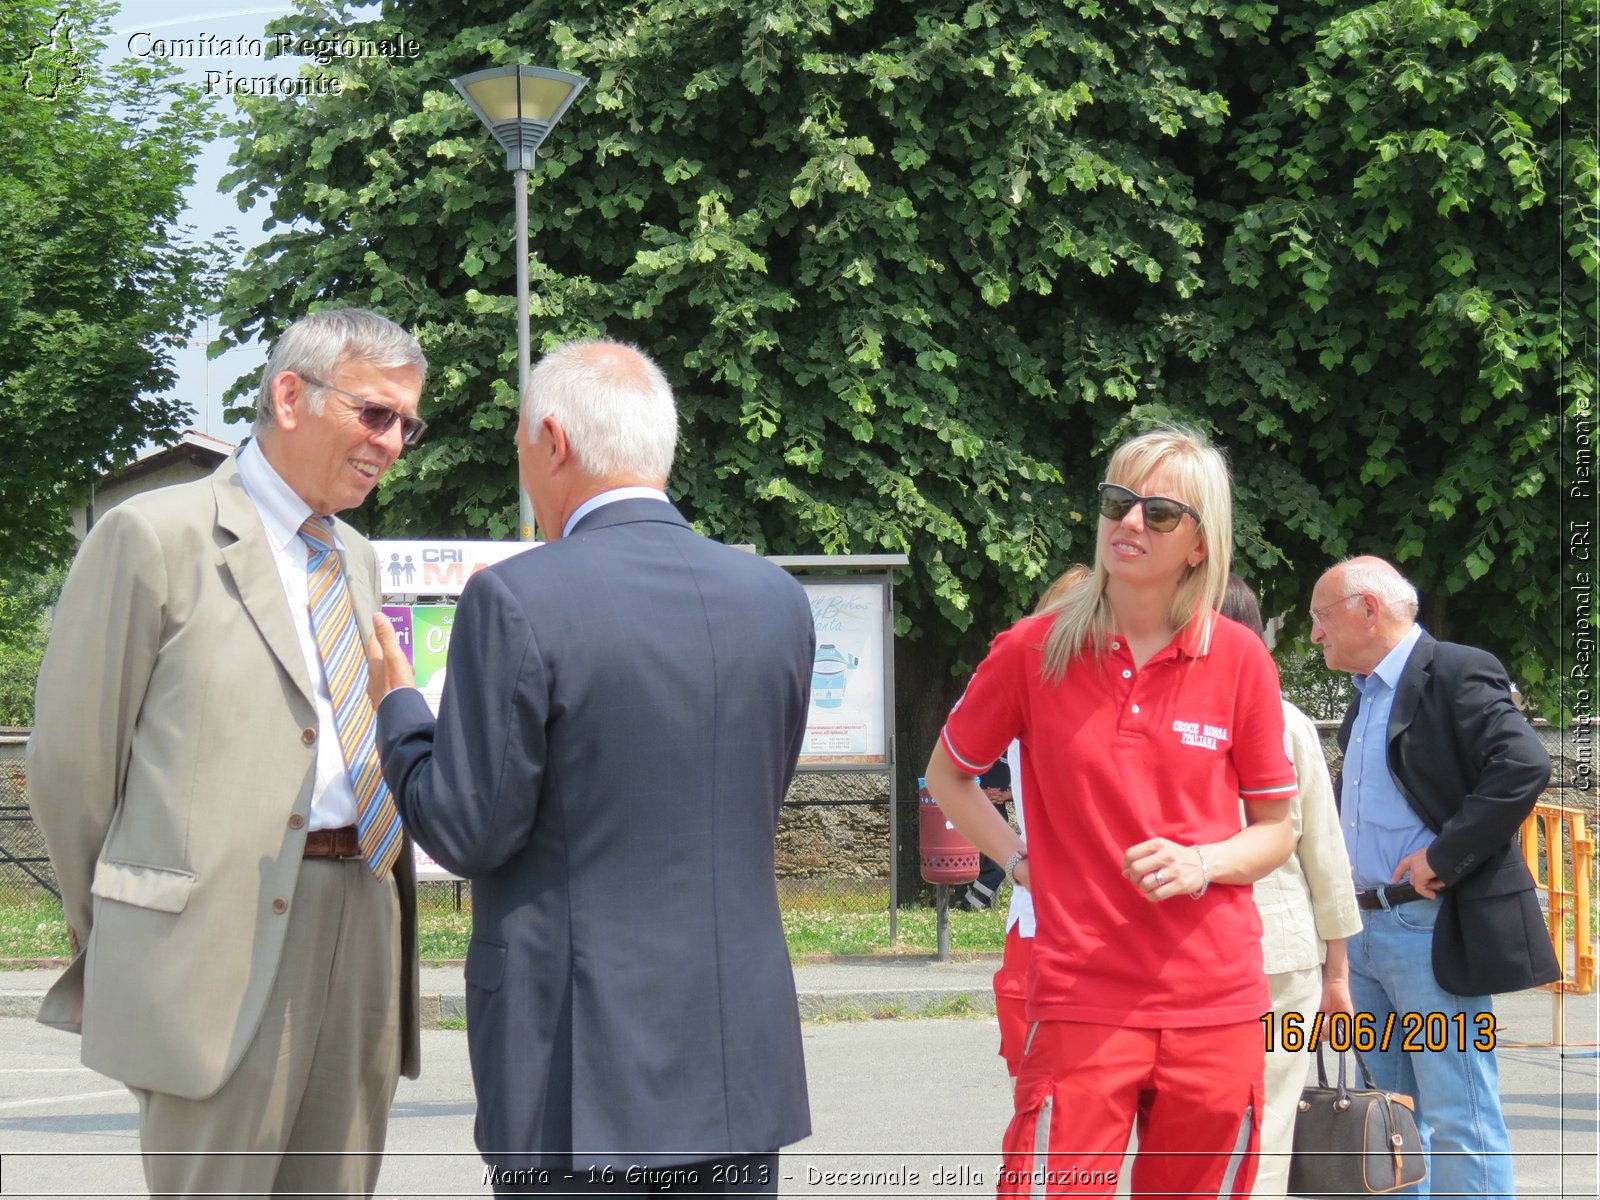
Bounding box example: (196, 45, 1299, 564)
(378, 500, 813, 1169)
(1335, 632, 1560, 995)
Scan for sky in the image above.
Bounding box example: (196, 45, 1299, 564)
(104, 1, 361, 442)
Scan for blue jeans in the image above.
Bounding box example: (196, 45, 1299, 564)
(1348, 897, 1515, 1199)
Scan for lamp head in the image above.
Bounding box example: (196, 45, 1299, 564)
(452, 64, 587, 171)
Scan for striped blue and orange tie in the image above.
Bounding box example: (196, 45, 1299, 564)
(298, 515, 402, 880)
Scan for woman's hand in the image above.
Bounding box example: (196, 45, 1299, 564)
(1319, 939, 1354, 1021)
(1124, 804, 1293, 902)
(1122, 838, 1204, 902)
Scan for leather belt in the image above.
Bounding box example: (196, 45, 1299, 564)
(303, 825, 363, 860)
(1355, 883, 1424, 910)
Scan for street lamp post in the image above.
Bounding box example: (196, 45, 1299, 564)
(451, 64, 587, 540)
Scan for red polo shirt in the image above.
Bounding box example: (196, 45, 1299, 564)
(941, 611, 1296, 1027)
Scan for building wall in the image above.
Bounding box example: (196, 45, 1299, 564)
(69, 445, 228, 540)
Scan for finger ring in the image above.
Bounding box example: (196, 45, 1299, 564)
(1153, 870, 1165, 886)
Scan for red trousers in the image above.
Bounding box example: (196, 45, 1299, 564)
(993, 927, 1034, 1077)
(998, 1019, 1263, 1199)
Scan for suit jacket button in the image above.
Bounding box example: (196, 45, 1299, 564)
(288, 813, 305, 830)
(301, 728, 317, 745)
(271, 898, 288, 915)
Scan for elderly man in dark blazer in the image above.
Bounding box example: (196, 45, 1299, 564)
(367, 339, 812, 1196)
(1311, 555, 1558, 1200)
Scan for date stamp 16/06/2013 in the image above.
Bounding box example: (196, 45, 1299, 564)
(1260, 1010, 1497, 1054)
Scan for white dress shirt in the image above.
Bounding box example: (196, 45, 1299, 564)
(563, 486, 671, 538)
(1003, 740, 1035, 937)
(235, 440, 359, 831)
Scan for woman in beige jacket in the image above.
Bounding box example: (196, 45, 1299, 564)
(1222, 575, 1363, 1200)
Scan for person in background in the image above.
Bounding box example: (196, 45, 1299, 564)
(961, 758, 1014, 911)
(1310, 555, 1557, 1200)
(27, 308, 427, 1197)
(926, 427, 1296, 1198)
(1219, 574, 1361, 1200)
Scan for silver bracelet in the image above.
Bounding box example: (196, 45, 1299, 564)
(1004, 847, 1028, 884)
(1189, 845, 1209, 899)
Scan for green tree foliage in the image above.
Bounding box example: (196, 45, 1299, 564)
(1202, 0, 1595, 702)
(215, 0, 1591, 720)
(0, 562, 64, 726)
(0, 1, 225, 575)
(1278, 645, 1355, 721)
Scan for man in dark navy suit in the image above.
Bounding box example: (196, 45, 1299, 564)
(1312, 555, 1558, 1200)
(367, 340, 813, 1196)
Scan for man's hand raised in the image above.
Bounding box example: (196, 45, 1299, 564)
(366, 612, 415, 709)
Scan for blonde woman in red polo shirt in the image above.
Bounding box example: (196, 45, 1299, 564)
(925, 427, 1297, 1199)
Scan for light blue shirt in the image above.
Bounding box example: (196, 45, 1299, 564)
(563, 486, 671, 538)
(1342, 623, 1431, 887)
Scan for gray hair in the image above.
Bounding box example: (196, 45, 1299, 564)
(254, 308, 428, 431)
(1339, 557, 1421, 620)
(522, 340, 677, 482)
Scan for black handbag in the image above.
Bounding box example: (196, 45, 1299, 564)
(1288, 1045, 1427, 1198)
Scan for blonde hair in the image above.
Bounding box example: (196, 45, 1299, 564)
(1039, 427, 1233, 681)
(1033, 564, 1091, 616)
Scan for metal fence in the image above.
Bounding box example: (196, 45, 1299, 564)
(0, 765, 56, 905)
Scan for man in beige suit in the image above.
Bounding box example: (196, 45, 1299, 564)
(27, 308, 425, 1197)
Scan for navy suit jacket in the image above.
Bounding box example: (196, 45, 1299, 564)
(377, 500, 814, 1168)
(1335, 633, 1560, 995)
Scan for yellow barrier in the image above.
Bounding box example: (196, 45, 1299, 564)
(1520, 801, 1595, 996)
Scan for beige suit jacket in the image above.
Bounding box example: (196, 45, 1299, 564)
(1252, 700, 1362, 975)
(27, 453, 420, 1099)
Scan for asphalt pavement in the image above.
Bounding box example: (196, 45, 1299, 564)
(0, 958, 1594, 1198)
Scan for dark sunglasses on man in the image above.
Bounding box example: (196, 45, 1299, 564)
(298, 373, 428, 446)
(1096, 482, 1201, 533)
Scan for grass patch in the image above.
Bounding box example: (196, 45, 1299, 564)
(921, 993, 979, 1018)
(781, 887, 1010, 958)
(1, 884, 1014, 964)
(0, 893, 479, 966)
(0, 894, 70, 962)
(808, 993, 984, 1024)
(415, 883, 1012, 960)
(418, 908, 472, 961)
(808, 1002, 873, 1025)
(12, 881, 1593, 971)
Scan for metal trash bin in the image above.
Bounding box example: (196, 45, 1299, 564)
(917, 776, 979, 885)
